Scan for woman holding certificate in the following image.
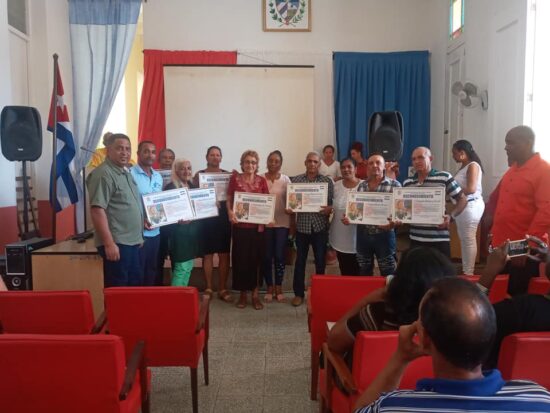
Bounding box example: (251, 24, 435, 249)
(451, 140, 485, 275)
(262, 150, 291, 303)
(227, 150, 270, 310)
(330, 158, 361, 275)
(164, 159, 201, 286)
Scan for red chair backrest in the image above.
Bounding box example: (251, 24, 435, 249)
(104, 287, 202, 366)
(353, 331, 433, 391)
(527, 277, 550, 295)
(0, 290, 95, 334)
(462, 275, 509, 303)
(310, 275, 386, 350)
(0, 334, 128, 413)
(498, 332, 550, 389)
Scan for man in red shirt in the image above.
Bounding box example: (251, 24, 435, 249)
(486, 125, 550, 294)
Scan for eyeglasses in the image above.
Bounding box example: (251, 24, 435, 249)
(243, 160, 257, 165)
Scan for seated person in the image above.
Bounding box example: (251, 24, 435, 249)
(327, 247, 456, 356)
(478, 235, 550, 368)
(354, 277, 550, 412)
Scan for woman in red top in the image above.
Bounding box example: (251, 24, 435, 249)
(227, 150, 270, 310)
(350, 141, 368, 179)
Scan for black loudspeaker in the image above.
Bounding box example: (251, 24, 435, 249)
(368, 111, 404, 161)
(0, 106, 42, 161)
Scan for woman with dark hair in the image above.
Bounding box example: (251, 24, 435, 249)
(262, 150, 291, 302)
(227, 150, 270, 309)
(327, 246, 455, 355)
(349, 141, 368, 179)
(319, 144, 341, 181)
(452, 139, 485, 275)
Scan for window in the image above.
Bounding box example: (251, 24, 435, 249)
(8, 0, 27, 35)
(449, 0, 464, 39)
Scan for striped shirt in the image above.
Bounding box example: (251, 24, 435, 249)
(356, 369, 550, 413)
(403, 168, 462, 243)
(357, 177, 402, 235)
(291, 173, 334, 234)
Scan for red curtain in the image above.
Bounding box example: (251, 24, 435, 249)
(138, 50, 237, 153)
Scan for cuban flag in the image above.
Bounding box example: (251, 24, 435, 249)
(47, 61, 79, 212)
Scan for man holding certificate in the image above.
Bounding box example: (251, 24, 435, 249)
(354, 154, 402, 276)
(402, 147, 467, 257)
(287, 151, 334, 307)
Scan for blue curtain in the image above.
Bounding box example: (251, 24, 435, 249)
(333, 51, 430, 182)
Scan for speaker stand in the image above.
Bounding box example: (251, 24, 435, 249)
(20, 160, 40, 240)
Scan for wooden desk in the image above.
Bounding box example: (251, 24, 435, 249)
(32, 238, 104, 317)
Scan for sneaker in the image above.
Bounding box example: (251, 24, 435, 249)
(291, 296, 303, 307)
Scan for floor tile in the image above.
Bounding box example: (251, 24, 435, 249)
(218, 373, 265, 396)
(264, 371, 309, 396)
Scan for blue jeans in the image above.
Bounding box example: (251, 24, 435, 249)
(356, 230, 396, 276)
(139, 235, 160, 286)
(293, 231, 328, 297)
(97, 243, 143, 287)
(262, 227, 289, 286)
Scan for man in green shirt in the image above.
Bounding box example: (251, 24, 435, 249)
(86, 133, 144, 286)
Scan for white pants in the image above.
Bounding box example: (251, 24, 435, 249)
(455, 198, 485, 275)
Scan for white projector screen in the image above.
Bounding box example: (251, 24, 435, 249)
(164, 65, 314, 177)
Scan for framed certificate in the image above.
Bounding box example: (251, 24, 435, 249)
(142, 188, 194, 228)
(233, 192, 275, 225)
(393, 187, 446, 225)
(286, 183, 329, 213)
(198, 172, 232, 201)
(346, 192, 393, 226)
(188, 188, 219, 220)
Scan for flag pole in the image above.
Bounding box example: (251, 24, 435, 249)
(51, 53, 58, 242)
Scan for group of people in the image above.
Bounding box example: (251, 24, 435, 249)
(86, 124, 550, 311)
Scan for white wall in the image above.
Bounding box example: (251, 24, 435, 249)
(459, 0, 528, 196)
(143, 0, 448, 163)
(0, 0, 16, 208)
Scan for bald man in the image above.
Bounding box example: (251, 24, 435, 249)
(402, 147, 467, 257)
(486, 126, 550, 294)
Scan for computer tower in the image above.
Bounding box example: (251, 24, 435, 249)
(4, 237, 54, 290)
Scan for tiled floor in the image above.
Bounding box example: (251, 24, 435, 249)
(150, 291, 318, 413)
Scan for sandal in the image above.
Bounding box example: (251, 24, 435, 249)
(264, 286, 274, 303)
(218, 289, 233, 303)
(252, 295, 264, 310)
(236, 292, 247, 309)
(275, 285, 286, 303)
(204, 288, 213, 298)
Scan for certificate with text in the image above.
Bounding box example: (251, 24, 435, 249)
(188, 188, 218, 220)
(393, 187, 445, 225)
(198, 173, 231, 202)
(233, 192, 275, 225)
(346, 192, 393, 226)
(142, 188, 194, 228)
(158, 169, 172, 188)
(286, 183, 329, 213)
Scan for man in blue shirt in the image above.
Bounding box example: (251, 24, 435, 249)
(355, 277, 550, 413)
(130, 140, 164, 286)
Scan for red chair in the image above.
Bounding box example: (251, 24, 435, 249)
(498, 332, 550, 389)
(308, 275, 386, 400)
(0, 333, 150, 413)
(321, 331, 433, 413)
(462, 275, 509, 303)
(527, 277, 550, 295)
(104, 287, 209, 413)
(0, 290, 105, 334)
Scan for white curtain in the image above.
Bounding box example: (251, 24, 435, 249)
(68, 0, 141, 231)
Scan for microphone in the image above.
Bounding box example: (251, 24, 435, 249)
(80, 146, 96, 154)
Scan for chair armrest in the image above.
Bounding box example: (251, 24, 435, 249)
(120, 340, 145, 400)
(322, 342, 357, 395)
(90, 311, 107, 334)
(195, 294, 210, 334)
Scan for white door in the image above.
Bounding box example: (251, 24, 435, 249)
(443, 44, 465, 173)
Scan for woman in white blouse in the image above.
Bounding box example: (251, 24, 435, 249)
(319, 144, 341, 181)
(329, 158, 362, 275)
(262, 150, 291, 302)
(452, 140, 485, 275)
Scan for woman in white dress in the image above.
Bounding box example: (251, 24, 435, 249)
(451, 140, 485, 275)
(329, 158, 362, 275)
(319, 144, 341, 181)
